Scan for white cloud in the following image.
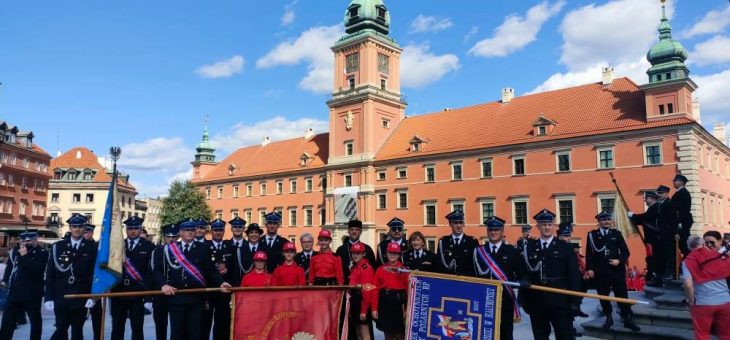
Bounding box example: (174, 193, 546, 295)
(281, 0, 298, 26)
(463, 26, 479, 44)
(529, 59, 649, 94)
(683, 4, 730, 38)
(117, 137, 193, 172)
(694, 69, 730, 115)
(559, 0, 671, 70)
(689, 35, 730, 66)
(211, 116, 328, 154)
(401, 44, 460, 88)
(410, 15, 454, 33)
(256, 25, 343, 94)
(196, 55, 245, 79)
(469, 1, 565, 58)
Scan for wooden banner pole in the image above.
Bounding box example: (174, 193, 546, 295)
(66, 285, 362, 300)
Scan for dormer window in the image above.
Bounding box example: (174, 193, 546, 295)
(409, 136, 427, 152)
(83, 171, 93, 181)
(376, 6, 386, 19)
(26, 137, 32, 148)
(532, 114, 556, 137)
(228, 163, 238, 176)
(348, 6, 359, 18)
(300, 152, 313, 166)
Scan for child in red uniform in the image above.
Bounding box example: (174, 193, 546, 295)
(241, 251, 273, 287)
(374, 240, 409, 340)
(348, 242, 377, 340)
(308, 229, 344, 286)
(273, 242, 306, 286)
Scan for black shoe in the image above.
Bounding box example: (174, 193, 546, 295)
(602, 317, 614, 330)
(576, 310, 589, 318)
(624, 319, 641, 332)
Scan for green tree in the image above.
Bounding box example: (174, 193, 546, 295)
(160, 180, 212, 225)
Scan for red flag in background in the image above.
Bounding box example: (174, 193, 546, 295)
(232, 288, 346, 340)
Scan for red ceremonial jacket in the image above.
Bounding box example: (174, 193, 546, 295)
(273, 262, 306, 286)
(373, 261, 409, 311)
(307, 250, 344, 285)
(348, 258, 377, 315)
(241, 270, 273, 287)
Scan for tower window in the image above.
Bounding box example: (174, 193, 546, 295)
(667, 103, 674, 114)
(665, 72, 671, 80)
(377, 7, 386, 19)
(659, 104, 665, 115)
(348, 77, 355, 90)
(380, 79, 386, 90)
(345, 141, 354, 156)
(349, 7, 358, 18)
(657, 74, 662, 81)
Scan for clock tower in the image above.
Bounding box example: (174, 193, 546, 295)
(325, 0, 406, 240)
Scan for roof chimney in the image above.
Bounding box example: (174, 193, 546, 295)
(692, 97, 702, 123)
(501, 87, 514, 103)
(713, 122, 727, 146)
(601, 66, 614, 85)
(303, 128, 314, 140)
(261, 136, 271, 147)
(75, 150, 82, 159)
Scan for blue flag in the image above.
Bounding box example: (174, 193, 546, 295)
(91, 170, 124, 294)
(407, 272, 503, 340)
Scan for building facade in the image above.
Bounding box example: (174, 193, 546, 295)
(193, 1, 730, 261)
(136, 197, 163, 242)
(47, 147, 138, 239)
(0, 121, 52, 247)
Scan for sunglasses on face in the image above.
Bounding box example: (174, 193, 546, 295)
(391, 227, 403, 232)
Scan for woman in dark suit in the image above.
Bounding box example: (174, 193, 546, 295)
(402, 231, 437, 272)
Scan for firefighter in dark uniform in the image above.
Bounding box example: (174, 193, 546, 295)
(0, 230, 48, 340)
(44, 214, 98, 340)
(376, 218, 408, 266)
(194, 218, 208, 243)
(656, 184, 679, 278)
(151, 224, 178, 340)
(110, 216, 156, 340)
(337, 220, 377, 280)
(436, 210, 478, 276)
(629, 191, 663, 286)
(235, 223, 265, 285)
(262, 212, 288, 272)
(201, 218, 236, 340)
(671, 174, 693, 257)
(225, 217, 248, 286)
(402, 231, 437, 272)
(295, 233, 317, 278)
(155, 218, 232, 340)
(82, 223, 102, 340)
(473, 216, 530, 340)
(585, 212, 640, 331)
(224, 216, 246, 249)
(520, 209, 580, 340)
(516, 224, 533, 252)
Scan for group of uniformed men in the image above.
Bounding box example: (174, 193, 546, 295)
(0, 174, 693, 340)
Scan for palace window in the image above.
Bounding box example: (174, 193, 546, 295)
(451, 162, 463, 181)
(597, 147, 614, 169)
(344, 174, 353, 187)
(304, 208, 313, 226)
(424, 202, 437, 225)
(290, 180, 297, 194)
(397, 190, 408, 209)
(513, 199, 528, 224)
(377, 170, 386, 181)
(276, 181, 283, 195)
(644, 142, 662, 165)
(480, 200, 495, 222)
(397, 167, 407, 179)
(345, 141, 354, 156)
(425, 165, 435, 183)
(217, 186, 223, 199)
(305, 178, 313, 192)
(232, 185, 239, 198)
(557, 198, 574, 223)
(513, 157, 525, 175)
(377, 193, 387, 210)
(481, 159, 493, 178)
(556, 151, 571, 172)
(85, 194, 94, 203)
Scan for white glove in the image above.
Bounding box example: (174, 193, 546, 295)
(85, 299, 96, 309)
(627, 212, 634, 218)
(144, 302, 153, 311)
(44, 301, 54, 311)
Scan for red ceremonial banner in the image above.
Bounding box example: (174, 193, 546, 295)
(232, 288, 345, 340)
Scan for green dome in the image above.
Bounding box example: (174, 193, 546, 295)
(646, 17, 688, 64)
(344, 0, 390, 35)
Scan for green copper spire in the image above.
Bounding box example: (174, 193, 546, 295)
(334, 0, 398, 49)
(194, 117, 216, 163)
(646, 0, 689, 83)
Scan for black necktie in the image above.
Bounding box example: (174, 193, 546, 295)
(542, 242, 548, 251)
(252, 246, 256, 253)
(492, 245, 498, 256)
(184, 244, 190, 254)
(454, 238, 460, 246)
(306, 253, 310, 260)
(217, 244, 221, 251)
(268, 238, 273, 247)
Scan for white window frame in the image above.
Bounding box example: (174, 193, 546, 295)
(554, 195, 576, 224)
(479, 198, 496, 224)
(377, 169, 386, 181)
(304, 207, 313, 226)
(344, 140, 354, 156)
(205, 187, 211, 200)
(425, 237, 437, 252)
(288, 208, 297, 227)
(260, 183, 267, 196)
(232, 185, 239, 198)
(217, 186, 223, 199)
(480, 158, 493, 178)
(276, 181, 283, 195)
(596, 146, 615, 169)
(423, 200, 437, 226)
(511, 197, 529, 225)
(231, 210, 239, 219)
(642, 141, 662, 166)
(344, 173, 353, 187)
(450, 200, 465, 215)
(396, 189, 408, 209)
(290, 179, 297, 194)
(377, 192, 387, 210)
(305, 177, 313, 192)
(596, 193, 617, 214)
(512, 155, 526, 176)
(555, 150, 571, 172)
(424, 164, 435, 183)
(244, 210, 252, 223)
(246, 183, 253, 197)
(396, 167, 408, 179)
(451, 161, 463, 181)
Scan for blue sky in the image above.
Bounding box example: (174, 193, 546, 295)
(2, 0, 729, 197)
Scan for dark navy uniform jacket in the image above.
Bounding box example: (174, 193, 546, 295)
(44, 238, 98, 309)
(585, 228, 630, 273)
(403, 249, 437, 272)
(521, 238, 580, 312)
(436, 234, 478, 276)
(3, 244, 48, 302)
(152, 241, 224, 305)
(112, 238, 156, 301)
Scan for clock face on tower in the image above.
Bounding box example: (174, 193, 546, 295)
(346, 53, 359, 73)
(378, 53, 389, 75)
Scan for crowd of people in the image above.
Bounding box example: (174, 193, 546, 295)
(0, 174, 726, 340)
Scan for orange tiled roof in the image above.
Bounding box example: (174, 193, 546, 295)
(50, 147, 137, 191)
(375, 78, 694, 160)
(200, 133, 329, 181)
